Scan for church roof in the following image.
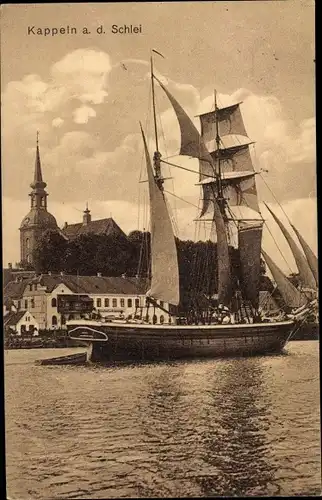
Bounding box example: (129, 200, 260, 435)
(62, 217, 127, 240)
(20, 208, 58, 229)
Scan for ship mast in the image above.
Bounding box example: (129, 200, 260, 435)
(214, 90, 228, 221)
(150, 55, 164, 191)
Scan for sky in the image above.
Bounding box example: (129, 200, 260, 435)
(1, 1, 316, 273)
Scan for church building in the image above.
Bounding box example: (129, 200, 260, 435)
(19, 134, 127, 268)
(19, 134, 58, 267)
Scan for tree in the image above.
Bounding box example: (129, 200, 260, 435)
(33, 229, 67, 273)
(34, 228, 274, 307)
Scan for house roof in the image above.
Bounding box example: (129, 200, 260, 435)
(4, 271, 149, 297)
(3, 280, 29, 300)
(4, 273, 149, 296)
(3, 269, 36, 287)
(43, 275, 149, 295)
(61, 218, 127, 240)
(3, 296, 14, 308)
(4, 311, 26, 327)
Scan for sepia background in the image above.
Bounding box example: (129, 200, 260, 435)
(1, 1, 316, 269)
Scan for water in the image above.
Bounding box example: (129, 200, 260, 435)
(5, 342, 321, 499)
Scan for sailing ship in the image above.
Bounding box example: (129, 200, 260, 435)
(66, 53, 317, 362)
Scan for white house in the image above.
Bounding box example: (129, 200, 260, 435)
(4, 310, 40, 336)
(4, 273, 171, 331)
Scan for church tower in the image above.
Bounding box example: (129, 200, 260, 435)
(19, 133, 58, 267)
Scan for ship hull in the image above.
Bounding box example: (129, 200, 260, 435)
(291, 322, 319, 341)
(67, 319, 296, 362)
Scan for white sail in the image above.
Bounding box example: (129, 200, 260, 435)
(290, 223, 318, 287)
(262, 250, 306, 309)
(140, 124, 180, 306)
(265, 204, 316, 290)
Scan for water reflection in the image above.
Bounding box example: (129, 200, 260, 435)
(196, 359, 277, 496)
(5, 345, 320, 499)
(135, 358, 278, 497)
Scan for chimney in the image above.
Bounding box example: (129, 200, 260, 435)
(8, 263, 12, 269)
(83, 203, 91, 226)
(63, 222, 68, 229)
(97, 272, 102, 277)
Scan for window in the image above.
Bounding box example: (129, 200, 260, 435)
(160, 315, 165, 324)
(26, 238, 30, 250)
(112, 298, 117, 308)
(17, 301, 21, 310)
(68, 314, 74, 320)
(127, 298, 132, 308)
(160, 301, 164, 308)
(61, 315, 66, 325)
(135, 298, 140, 308)
(120, 298, 125, 308)
(51, 298, 57, 307)
(24, 299, 28, 309)
(104, 298, 109, 307)
(97, 298, 102, 308)
(153, 314, 157, 325)
(29, 284, 32, 291)
(52, 315, 57, 326)
(31, 298, 35, 309)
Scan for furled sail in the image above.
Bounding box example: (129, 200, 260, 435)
(199, 103, 248, 152)
(154, 76, 214, 170)
(262, 250, 306, 310)
(140, 124, 180, 306)
(213, 194, 232, 307)
(199, 171, 259, 218)
(265, 204, 316, 290)
(238, 222, 263, 309)
(290, 223, 318, 286)
(200, 183, 213, 218)
(211, 143, 254, 172)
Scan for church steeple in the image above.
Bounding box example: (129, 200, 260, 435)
(29, 132, 48, 209)
(19, 131, 58, 268)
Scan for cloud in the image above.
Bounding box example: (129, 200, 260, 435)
(73, 105, 96, 124)
(2, 49, 316, 268)
(1, 48, 112, 136)
(52, 117, 64, 128)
